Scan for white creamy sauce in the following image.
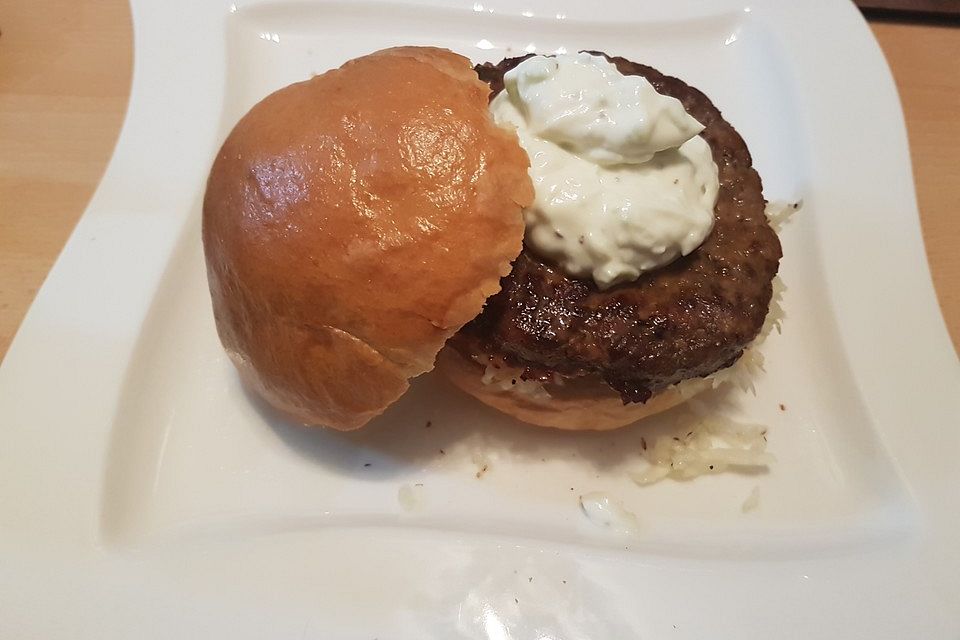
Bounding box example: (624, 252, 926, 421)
(578, 492, 640, 535)
(491, 52, 719, 289)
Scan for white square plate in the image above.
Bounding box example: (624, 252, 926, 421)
(2, 1, 958, 637)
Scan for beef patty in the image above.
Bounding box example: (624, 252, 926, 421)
(450, 53, 782, 404)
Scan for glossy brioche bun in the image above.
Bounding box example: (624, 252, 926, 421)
(436, 346, 710, 431)
(202, 47, 532, 430)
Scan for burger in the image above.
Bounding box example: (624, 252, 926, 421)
(202, 46, 782, 432)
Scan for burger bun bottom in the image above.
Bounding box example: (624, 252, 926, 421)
(436, 347, 710, 431)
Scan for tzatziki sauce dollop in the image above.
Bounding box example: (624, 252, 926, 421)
(490, 52, 720, 289)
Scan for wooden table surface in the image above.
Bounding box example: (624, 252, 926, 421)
(1, 2, 958, 360)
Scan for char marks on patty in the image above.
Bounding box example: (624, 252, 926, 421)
(450, 53, 782, 403)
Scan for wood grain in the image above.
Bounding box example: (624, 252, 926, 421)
(0, 0, 132, 357)
(0, 5, 956, 360)
(871, 21, 960, 354)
